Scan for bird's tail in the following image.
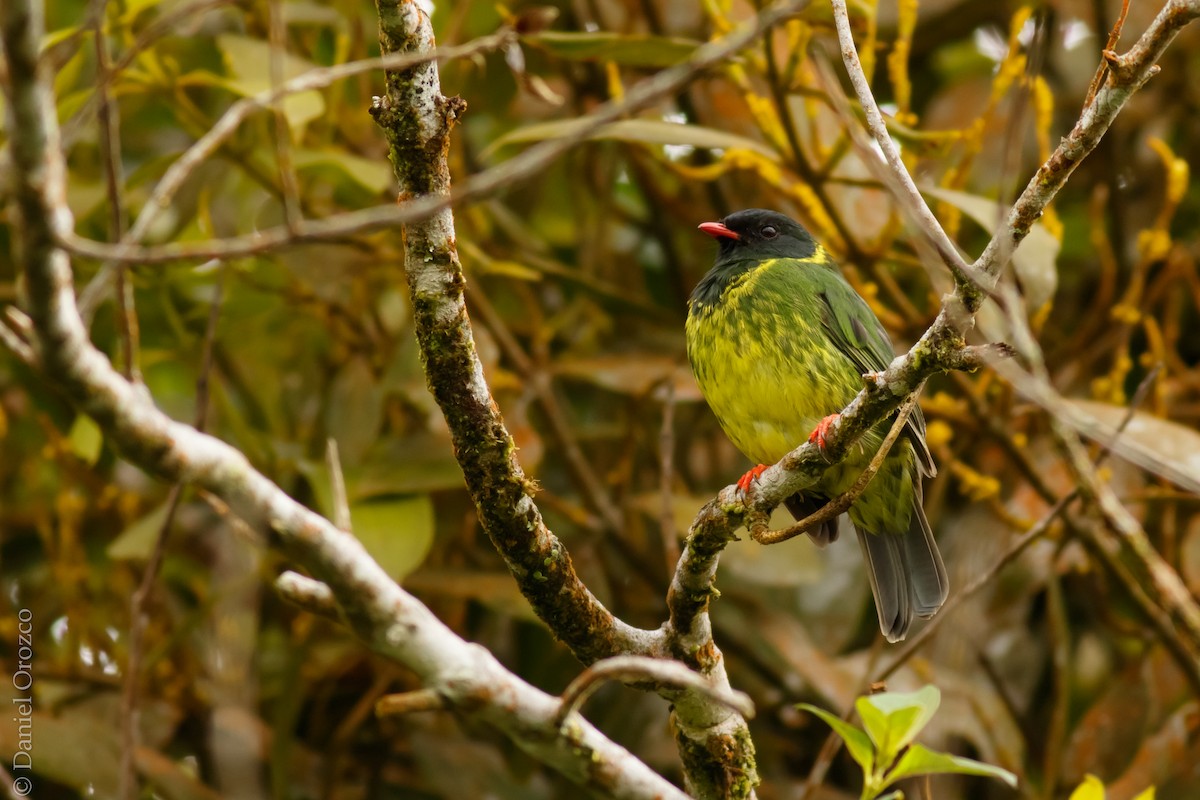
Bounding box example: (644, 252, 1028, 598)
(783, 493, 840, 546)
(855, 486, 948, 642)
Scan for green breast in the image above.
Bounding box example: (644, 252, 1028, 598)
(686, 256, 862, 465)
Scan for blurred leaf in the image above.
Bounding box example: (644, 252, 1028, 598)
(108, 500, 172, 560)
(1064, 400, 1200, 495)
(67, 413, 103, 465)
(486, 119, 776, 159)
(327, 357, 385, 464)
(350, 495, 435, 581)
(216, 34, 325, 134)
(0, 712, 119, 795)
(1070, 775, 1108, 800)
(294, 148, 394, 195)
(923, 186, 1059, 339)
(891, 743, 1019, 787)
(798, 703, 874, 773)
(120, 0, 166, 23)
(1063, 662, 1150, 789)
(43, 25, 81, 49)
(350, 434, 466, 497)
(855, 685, 940, 761)
(135, 748, 224, 800)
(522, 31, 700, 67)
(479, 259, 544, 281)
(553, 354, 699, 398)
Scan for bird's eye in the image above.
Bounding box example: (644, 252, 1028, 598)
(761, 225, 779, 239)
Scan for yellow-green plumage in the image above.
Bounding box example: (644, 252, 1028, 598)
(686, 209, 947, 642)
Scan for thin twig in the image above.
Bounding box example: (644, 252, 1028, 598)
(326, 439, 351, 532)
(89, 0, 140, 383)
(751, 392, 919, 545)
(67, 0, 812, 268)
(275, 571, 340, 620)
(61, 0, 237, 146)
(554, 655, 754, 729)
(1083, 0, 1133, 107)
(268, 0, 303, 231)
(0, 319, 35, 365)
(659, 380, 680, 573)
(118, 482, 182, 800)
(874, 365, 1182, 682)
(376, 688, 446, 717)
(118, 262, 226, 800)
(829, 0, 969, 276)
(74, 29, 519, 311)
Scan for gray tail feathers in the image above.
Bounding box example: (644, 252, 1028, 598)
(783, 493, 840, 546)
(855, 492, 948, 643)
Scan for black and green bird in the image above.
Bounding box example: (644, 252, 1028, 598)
(685, 209, 948, 642)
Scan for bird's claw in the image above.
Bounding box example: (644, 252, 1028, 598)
(808, 413, 841, 452)
(736, 464, 769, 495)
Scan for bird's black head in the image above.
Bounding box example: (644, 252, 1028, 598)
(699, 209, 818, 263)
(689, 209, 819, 310)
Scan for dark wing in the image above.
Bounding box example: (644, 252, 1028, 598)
(816, 274, 936, 476)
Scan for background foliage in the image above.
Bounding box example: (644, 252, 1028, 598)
(1, 0, 1199, 797)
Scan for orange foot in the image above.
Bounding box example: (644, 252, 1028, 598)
(808, 413, 841, 451)
(736, 464, 769, 494)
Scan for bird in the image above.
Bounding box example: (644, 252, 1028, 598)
(685, 208, 948, 642)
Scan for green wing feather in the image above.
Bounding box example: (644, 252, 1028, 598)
(814, 269, 936, 476)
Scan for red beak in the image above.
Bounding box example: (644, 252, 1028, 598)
(698, 221, 740, 241)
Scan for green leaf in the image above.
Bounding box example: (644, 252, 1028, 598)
(798, 704, 874, 774)
(294, 148, 394, 195)
(350, 496, 435, 581)
(485, 118, 776, 159)
(107, 501, 173, 560)
(890, 743, 1018, 789)
(855, 686, 940, 762)
(67, 413, 103, 465)
(215, 34, 325, 135)
(522, 31, 700, 67)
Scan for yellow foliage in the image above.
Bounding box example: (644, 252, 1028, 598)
(1068, 774, 1155, 800)
(744, 92, 789, 153)
(923, 419, 953, 449)
(1032, 76, 1055, 163)
(1069, 774, 1106, 800)
(950, 461, 1001, 501)
(1109, 304, 1141, 324)
(886, 0, 918, 117)
(605, 61, 624, 102)
(1137, 228, 1172, 262)
(922, 391, 968, 417)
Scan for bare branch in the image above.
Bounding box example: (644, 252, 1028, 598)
(829, 0, 969, 276)
(376, 689, 446, 717)
(275, 571, 340, 621)
(556, 656, 755, 728)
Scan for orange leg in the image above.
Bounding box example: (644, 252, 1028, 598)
(808, 413, 841, 451)
(736, 464, 769, 494)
